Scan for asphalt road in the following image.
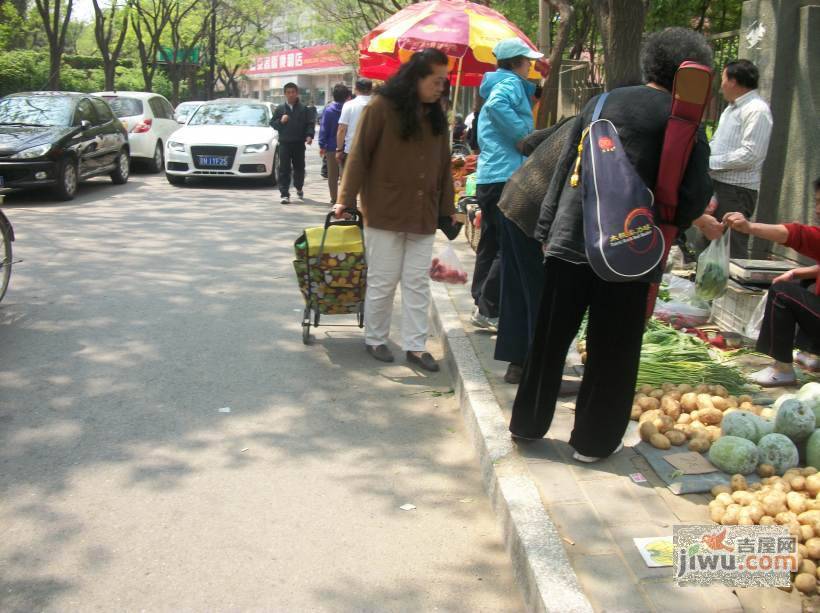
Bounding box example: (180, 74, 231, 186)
(0, 152, 522, 612)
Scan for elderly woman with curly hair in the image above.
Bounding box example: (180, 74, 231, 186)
(333, 49, 455, 372)
(509, 28, 715, 461)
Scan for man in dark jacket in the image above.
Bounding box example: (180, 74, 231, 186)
(271, 82, 314, 204)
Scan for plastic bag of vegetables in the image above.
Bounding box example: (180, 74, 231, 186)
(695, 228, 730, 301)
(429, 245, 468, 284)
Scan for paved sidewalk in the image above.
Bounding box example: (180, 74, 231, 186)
(431, 234, 806, 613)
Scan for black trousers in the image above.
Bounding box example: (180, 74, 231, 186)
(471, 182, 505, 317)
(693, 180, 758, 259)
(510, 258, 649, 457)
(756, 281, 820, 363)
(495, 216, 545, 365)
(278, 141, 306, 197)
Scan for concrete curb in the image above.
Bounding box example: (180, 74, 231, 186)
(430, 282, 593, 613)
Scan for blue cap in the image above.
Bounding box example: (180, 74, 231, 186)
(493, 38, 544, 61)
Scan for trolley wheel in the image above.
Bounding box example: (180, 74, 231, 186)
(302, 306, 312, 345)
(357, 303, 364, 328)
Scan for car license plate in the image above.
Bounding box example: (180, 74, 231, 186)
(198, 155, 229, 167)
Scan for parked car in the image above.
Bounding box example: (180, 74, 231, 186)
(174, 101, 204, 124)
(165, 98, 279, 186)
(94, 91, 180, 173)
(0, 91, 130, 200)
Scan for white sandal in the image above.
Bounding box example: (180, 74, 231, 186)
(748, 366, 797, 387)
(572, 442, 624, 463)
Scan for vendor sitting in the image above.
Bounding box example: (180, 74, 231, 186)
(723, 177, 820, 386)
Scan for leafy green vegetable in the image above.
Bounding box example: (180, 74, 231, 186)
(695, 261, 728, 301)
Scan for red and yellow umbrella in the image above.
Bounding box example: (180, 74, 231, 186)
(359, 0, 546, 87)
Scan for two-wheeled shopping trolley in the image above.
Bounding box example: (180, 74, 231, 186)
(293, 209, 367, 345)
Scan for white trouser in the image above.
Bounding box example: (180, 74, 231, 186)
(364, 226, 436, 352)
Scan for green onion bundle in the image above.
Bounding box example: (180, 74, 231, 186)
(636, 320, 751, 394)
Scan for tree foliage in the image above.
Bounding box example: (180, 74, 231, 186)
(214, 0, 281, 97)
(91, 0, 130, 90)
(1, 0, 745, 104)
(33, 0, 75, 88)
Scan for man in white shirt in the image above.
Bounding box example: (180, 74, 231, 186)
(335, 78, 373, 172)
(693, 59, 773, 258)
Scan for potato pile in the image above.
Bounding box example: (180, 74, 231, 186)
(633, 383, 771, 451)
(709, 468, 820, 594)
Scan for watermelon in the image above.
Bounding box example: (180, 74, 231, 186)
(709, 436, 759, 475)
(721, 410, 765, 443)
(797, 382, 820, 424)
(806, 430, 820, 470)
(757, 433, 800, 475)
(757, 418, 775, 439)
(774, 398, 816, 442)
(773, 393, 797, 412)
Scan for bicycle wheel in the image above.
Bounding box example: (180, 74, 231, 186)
(0, 217, 11, 303)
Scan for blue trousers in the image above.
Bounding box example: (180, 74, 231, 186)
(495, 216, 545, 365)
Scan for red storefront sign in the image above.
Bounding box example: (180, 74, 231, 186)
(247, 45, 346, 74)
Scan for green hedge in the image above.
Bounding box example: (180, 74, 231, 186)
(0, 50, 173, 98)
(63, 54, 135, 70)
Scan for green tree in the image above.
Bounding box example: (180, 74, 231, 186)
(536, 0, 575, 128)
(129, 0, 172, 92)
(91, 0, 130, 90)
(161, 0, 209, 105)
(214, 0, 281, 98)
(33, 0, 75, 89)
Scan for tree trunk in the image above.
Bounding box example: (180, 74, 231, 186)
(569, 4, 593, 60)
(104, 65, 116, 90)
(170, 65, 181, 106)
(695, 0, 711, 32)
(48, 47, 62, 89)
(593, 0, 646, 90)
(536, 0, 575, 129)
(35, 0, 75, 91)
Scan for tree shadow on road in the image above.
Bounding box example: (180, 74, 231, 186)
(0, 172, 520, 612)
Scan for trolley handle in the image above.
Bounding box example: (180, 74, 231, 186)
(325, 208, 362, 229)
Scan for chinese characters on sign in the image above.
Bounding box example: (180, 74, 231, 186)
(247, 45, 345, 75)
(673, 525, 797, 588)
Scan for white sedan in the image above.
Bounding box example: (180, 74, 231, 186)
(94, 91, 180, 173)
(165, 99, 279, 186)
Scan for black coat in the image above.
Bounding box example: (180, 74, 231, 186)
(271, 100, 314, 143)
(537, 85, 712, 281)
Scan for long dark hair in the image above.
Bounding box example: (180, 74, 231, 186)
(377, 48, 449, 140)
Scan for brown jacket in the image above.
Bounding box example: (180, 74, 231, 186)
(338, 95, 455, 235)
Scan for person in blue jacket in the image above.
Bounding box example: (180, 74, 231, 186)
(469, 38, 543, 382)
(318, 83, 351, 206)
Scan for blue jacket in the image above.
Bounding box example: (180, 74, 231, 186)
(318, 101, 344, 151)
(475, 69, 536, 185)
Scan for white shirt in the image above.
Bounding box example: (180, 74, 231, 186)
(339, 95, 371, 152)
(709, 90, 773, 190)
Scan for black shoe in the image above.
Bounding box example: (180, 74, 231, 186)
(406, 351, 439, 372)
(366, 344, 394, 363)
(504, 363, 523, 384)
(297, 190, 304, 200)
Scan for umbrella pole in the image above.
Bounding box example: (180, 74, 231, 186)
(450, 57, 464, 149)
(451, 57, 463, 150)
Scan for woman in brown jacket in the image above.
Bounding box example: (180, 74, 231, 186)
(333, 49, 455, 371)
